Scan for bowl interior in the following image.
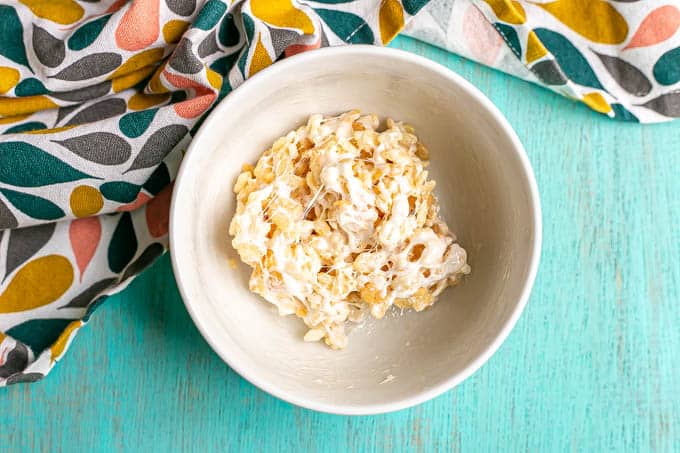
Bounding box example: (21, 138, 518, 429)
(171, 47, 539, 413)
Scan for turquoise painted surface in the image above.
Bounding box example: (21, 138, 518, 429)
(3, 36, 679, 451)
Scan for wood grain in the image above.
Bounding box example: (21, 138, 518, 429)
(3, 36, 679, 452)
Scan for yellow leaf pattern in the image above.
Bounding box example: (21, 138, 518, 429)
(112, 65, 157, 93)
(19, 0, 84, 25)
(484, 0, 525, 25)
(525, 31, 547, 64)
(0, 67, 20, 94)
(0, 255, 73, 313)
(250, 0, 314, 34)
(537, 0, 628, 45)
(582, 92, 612, 114)
(0, 96, 58, 117)
(163, 20, 191, 44)
(379, 0, 405, 45)
(110, 48, 165, 80)
(50, 320, 82, 363)
(249, 34, 273, 76)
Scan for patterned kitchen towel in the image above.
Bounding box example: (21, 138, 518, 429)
(1, 0, 679, 386)
(405, 0, 680, 122)
(0, 0, 429, 385)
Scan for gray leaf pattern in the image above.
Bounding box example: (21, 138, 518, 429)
(121, 243, 164, 281)
(266, 25, 300, 57)
(641, 93, 680, 117)
(531, 60, 567, 86)
(0, 342, 29, 379)
(169, 38, 202, 74)
(56, 105, 80, 124)
(595, 52, 652, 97)
(51, 81, 112, 102)
(0, 197, 18, 229)
(126, 124, 188, 172)
(5, 223, 56, 279)
(166, 0, 196, 16)
(54, 132, 132, 165)
(32, 25, 65, 68)
(198, 30, 220, 58)
(65, 98, 127, 126)
(50, 53, 122, 81)
(59, 278, 118, 309)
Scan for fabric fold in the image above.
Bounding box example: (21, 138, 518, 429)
(405, 0, 680, 122)
(1, 0, 679, 385)
(0, 0, 428, 385)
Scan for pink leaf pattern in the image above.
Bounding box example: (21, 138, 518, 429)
(164, 71, 217, 118)
(145, 184, 173, 238)
(463, 4, 503, 66)
(115, 0, 160, 51)
(117, 192, 152, 212)
(284, 38, 322, 57)
(624, 5, 680, 50)
(69, 217, 102, 281)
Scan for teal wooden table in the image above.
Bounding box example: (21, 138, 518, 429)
(4, 36, 680, 452)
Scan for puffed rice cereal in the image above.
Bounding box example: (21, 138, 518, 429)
(229, 111, 470, 349)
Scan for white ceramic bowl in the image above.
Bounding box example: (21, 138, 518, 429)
(170, 46, 541, 415)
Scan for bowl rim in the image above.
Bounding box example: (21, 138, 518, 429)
(170, 44, 542, 415)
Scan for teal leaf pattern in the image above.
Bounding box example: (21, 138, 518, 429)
(402, 0, 427, 15)
(315, 8, 374, 44)
(238, 13, 255, 76)
(219, 13, 240, 47)
(611, 104, 639, 122)
(495, 23, 520, 58)
(0, 189, 65, 221)
(108, 212, 138, 273)
(210, 52, 240, 76)
(67, 15, 111, 51)
(119, 109, 158, 138)
(533, 28, 603, 90)
(652, 47, 680, 86)
(14, 78, 49, 96)
(82, 295, 108, 322)
(142, 163, 170, 195)
(5, 122, 47, 133)
(0, 5, 30, 69)
(0, 142, 92, 187)
(100, 181, 140, 203)
(6, 319, 73, 355)
(193, 0, 227, 30)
